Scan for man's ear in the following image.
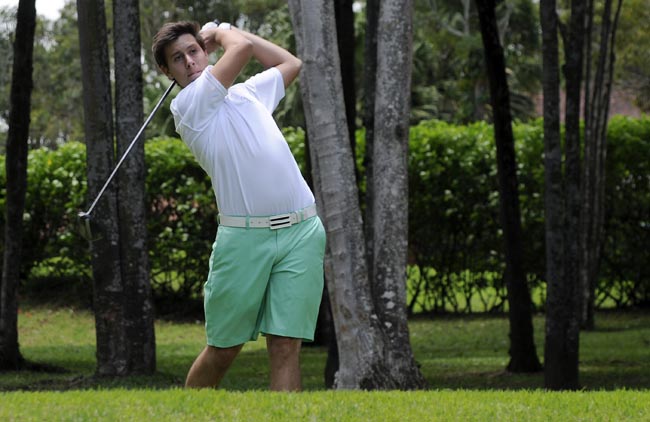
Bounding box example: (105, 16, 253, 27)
(159, 65, 174, 81)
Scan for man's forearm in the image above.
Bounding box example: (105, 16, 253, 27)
(230, 27, 300, 70)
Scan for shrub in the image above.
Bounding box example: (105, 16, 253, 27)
(1, 118, 648, 314)
(144, 137, 217, 315)
(601, 116, 650, 307)
(407, 120, 550, 313)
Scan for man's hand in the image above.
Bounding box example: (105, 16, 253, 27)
(199, 23, 220, 55)
(201, 22, 253, 89)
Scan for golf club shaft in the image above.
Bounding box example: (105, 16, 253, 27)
(81, 81, 176, 218)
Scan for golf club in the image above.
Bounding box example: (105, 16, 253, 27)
(78, 81, 176, 229)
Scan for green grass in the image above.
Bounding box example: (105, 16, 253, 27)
(1, 307, 649, 420)
(2, 389, 649, 421)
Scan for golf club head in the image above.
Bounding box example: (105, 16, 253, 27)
(76, 211, 100, 243)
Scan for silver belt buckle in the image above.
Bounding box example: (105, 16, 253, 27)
(269, 213, 292, 230)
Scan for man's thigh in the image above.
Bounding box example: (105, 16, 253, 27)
(260, 216, 326, 341)
(204, 225, 276, 347)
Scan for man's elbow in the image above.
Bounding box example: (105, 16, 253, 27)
(240, 39, 254, 59)
(292, 57, 302, 73)
(286, 57, 302, 84)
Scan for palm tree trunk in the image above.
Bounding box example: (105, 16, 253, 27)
(288, 0, 394, 389)
(0, 0, 36, 371)
(370, 0, 427, 388)
(77, 0, 128, 376)
(543, 0, 586, 390)
(113, 0, 156, 374)
(475, 0, 542, 373)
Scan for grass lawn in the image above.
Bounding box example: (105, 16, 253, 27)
(1, 307, 649, 420)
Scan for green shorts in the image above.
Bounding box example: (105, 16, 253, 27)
(203, 214, 326, 348)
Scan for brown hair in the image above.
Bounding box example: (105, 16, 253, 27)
(152, 21, 206, 68)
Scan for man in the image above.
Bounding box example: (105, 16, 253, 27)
(152, 21, 325, 391)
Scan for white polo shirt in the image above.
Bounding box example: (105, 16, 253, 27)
(170, 66, 314, 216)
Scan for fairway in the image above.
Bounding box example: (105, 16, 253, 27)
(1, 308, 649, 420)
(2, 389, 650, 421)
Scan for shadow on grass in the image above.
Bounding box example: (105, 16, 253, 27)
(5, 348, 649, 392)
(4, 310, 649, 392)
(0, 346, 321, 392)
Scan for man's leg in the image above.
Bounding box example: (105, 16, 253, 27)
(266, 335, 302, 391)
(185, 344, 243, 388)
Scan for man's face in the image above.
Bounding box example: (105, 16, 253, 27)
(161, 33, 209, 88)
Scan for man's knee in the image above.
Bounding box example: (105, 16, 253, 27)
(267, 335, 301, 360)
(205, 344, 243, 369)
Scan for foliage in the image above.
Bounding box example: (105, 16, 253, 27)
(0, 131, 307, 315)
(3, 0, 542, 145)
(3, 118, 649, 315)
(406, 119, 546, 313)
(601, 116, 650, 307)
(28, 2, 84, 147)
(404, 117, 650, 313)
(144, 137, 217, 316)
(0, 7, 16, 143)
(18, 142, 89, 282)
(614, 0, 650, 111)
(2, 0, 646, 147)
(0, 3, 84, 148)
(411, 0, 541, 123)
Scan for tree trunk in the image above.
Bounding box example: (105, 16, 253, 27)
(544, 0, 586, 391)
(113, 0, 156, 374)
(334, 0, 356, 155)
(363, 0, 379, 290)
(288, 0, 394, 389)
(580, 0, 623, 331)
(370, 0, 427, 388)
(316, 0, 357, 386)
(579, 0, 596, 330)
(0, 0, 36, 371)
(475, 0, 542, 373)
(77, 0, 128, 376)
(540, 0, 565, 388)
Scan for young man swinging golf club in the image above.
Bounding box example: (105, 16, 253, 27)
(152, 20, 325, 391)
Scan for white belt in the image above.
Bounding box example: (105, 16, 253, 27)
(218, 204, 318, 230)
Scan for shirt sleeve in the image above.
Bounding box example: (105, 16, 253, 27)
(240, 67, 285, 113)
(171, 66, 228, 139)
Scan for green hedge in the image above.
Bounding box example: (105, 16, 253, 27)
(0, 118, 648, 313)
(405, 116, 650, 312)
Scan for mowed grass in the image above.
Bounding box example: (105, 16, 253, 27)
(2, 389, 650, 421)
(1, 307, 649, 420)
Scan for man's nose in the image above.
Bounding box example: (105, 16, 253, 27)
(185, 54, 194, 67)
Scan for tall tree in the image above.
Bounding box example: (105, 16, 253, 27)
(113, 0, 156, 374)
(77, 0, 129, 376)
(288, 0, 426, 389)
(0, 0, 36, 371)
(369, 0, 427, 387)
(363, 0, 379, 285)
(541, 0, 584, 390)
(320, 0, 358, 388)
(474, 0, 542, 373)
(289, 0, 395, 389)
(579, 0, 624, 330)
(334, 0, 356, 152)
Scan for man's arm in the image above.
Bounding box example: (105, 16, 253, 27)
(203, 24, 302, 89)
(232, 28, 302, 88)
(200, 27, 253, 89)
